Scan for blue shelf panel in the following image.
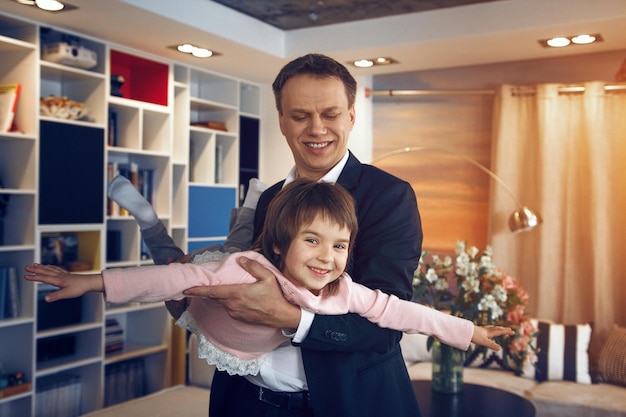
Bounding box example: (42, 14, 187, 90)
(188, 186, 236, 238)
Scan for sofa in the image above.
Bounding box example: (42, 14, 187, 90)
(84, 324, 626, 417)
(401, 322, 626, 417)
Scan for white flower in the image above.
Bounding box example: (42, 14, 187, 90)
(425, 268, 439, 284)
(462, 276, 480, 293)
(478, 294, 504, 320)
(492, 284, 508, 302)
(435, 278, 449, 291)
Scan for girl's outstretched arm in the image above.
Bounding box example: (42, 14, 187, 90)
(24, 264, 104, 302)
(471, 325, 515, 351)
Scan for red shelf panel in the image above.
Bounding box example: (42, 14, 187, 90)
(110, 50, 168, 106)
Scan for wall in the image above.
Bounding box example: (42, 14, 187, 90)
(371, 49, 626, 253)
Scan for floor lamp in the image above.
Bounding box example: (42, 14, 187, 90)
(372, 146, 542, 233)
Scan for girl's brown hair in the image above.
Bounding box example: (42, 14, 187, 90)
(252, 179, 358, 296)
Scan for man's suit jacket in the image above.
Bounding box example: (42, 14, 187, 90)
(213, 152, 424, 417)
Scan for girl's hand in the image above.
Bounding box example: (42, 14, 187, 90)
(23, 264, 104, 302)
(471, 325, 515, 351)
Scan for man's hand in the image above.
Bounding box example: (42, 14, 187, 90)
(183, 256, 301, 329)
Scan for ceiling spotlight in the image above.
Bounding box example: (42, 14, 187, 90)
(351, 57, 398, 68)
(546, 37, 570, 47)
(354, 59, 374, 68)
(15, 0, 75, 11)
(539, 33, 602, 48)
(571, 34, 596, 45)
(177, 44, 195, 53)
(192, 48, 212, 58)
(170, 44, 219, 59)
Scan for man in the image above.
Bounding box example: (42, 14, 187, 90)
(184, 53, 423, 417)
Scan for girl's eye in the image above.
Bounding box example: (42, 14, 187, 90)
(334, 244, 347, 250)
(305, 238, 318, 244)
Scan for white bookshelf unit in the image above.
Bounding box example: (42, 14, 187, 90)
(0, 11, 260, 417)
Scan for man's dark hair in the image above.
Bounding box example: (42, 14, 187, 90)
(272, 53, 357, 114)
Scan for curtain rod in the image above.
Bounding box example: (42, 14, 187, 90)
(370, 83, 626, 97)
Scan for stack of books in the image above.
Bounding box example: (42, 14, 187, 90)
(105, 318, 124, 355)
(0, 266, 19, 320)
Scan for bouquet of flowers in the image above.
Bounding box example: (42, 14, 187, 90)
(412, 241, 538, 376)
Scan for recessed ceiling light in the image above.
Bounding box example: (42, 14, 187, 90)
(351, 57, 398, 68)
(539, 33, 602, 48)
(170, 44, 220, 59)
(354, 59, 374, 68)
(177, 44, 195, 53)
(546, 37, 570, 47)
(14, 0, 76, 11)
(571, 34, 596, 45)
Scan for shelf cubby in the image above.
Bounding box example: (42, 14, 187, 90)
(36, 326, 103, 374)
(239, 82, 260, 116)
(109, 50, 169, 106)
(189, 69, 238, 107)
(0, 135, 37, 190)
(0, 249, 35, 323)
(39, 63, 106, 126)
(39, 26, 106, 75)
(0, 193, 35, 247)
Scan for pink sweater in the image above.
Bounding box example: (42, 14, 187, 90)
(103, 250, 474, 375)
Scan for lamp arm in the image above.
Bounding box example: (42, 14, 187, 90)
(371, 146, 524, 208)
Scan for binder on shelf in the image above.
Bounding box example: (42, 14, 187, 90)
(0, 267, 7, 320)
(108, 109, 118, 146)
(0, 83, 21, 132)
(0, 266, 19, 319)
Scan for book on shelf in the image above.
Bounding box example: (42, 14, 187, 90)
(0, 83, 21, 133)
(36, 373, 81, 417)
(191, 120, 228, 131)
(104, 358, 145, 407)
(108, 109, 118, 146)
(116, 162, 139, 216)
(0, 266, 20, 320)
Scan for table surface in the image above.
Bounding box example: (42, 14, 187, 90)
(412, 380, 536, 417)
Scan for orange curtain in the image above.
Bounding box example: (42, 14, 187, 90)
(488, 82, 626, 360)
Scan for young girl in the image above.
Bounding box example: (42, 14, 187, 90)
(24, 179, 513, 376)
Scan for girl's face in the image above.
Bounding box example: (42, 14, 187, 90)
(275, 214, 351, 295)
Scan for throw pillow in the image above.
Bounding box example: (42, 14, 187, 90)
(598, 324, 626, 386)
(521, 319, 592, 384)
(465, 345, 506, 369)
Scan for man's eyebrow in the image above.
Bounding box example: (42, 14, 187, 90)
(289, 106, 343, 113)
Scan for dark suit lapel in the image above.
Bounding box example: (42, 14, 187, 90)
(337, 151, 363, 192)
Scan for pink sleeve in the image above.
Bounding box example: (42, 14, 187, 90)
(347, 279, 474, 350)
(103, 252, 258, 304)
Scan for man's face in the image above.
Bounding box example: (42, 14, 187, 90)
(278, 74, 356, 180)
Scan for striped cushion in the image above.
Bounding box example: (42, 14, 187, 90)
(522, 319, 592, 384)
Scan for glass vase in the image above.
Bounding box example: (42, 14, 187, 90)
(431, 339, 465, 393)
